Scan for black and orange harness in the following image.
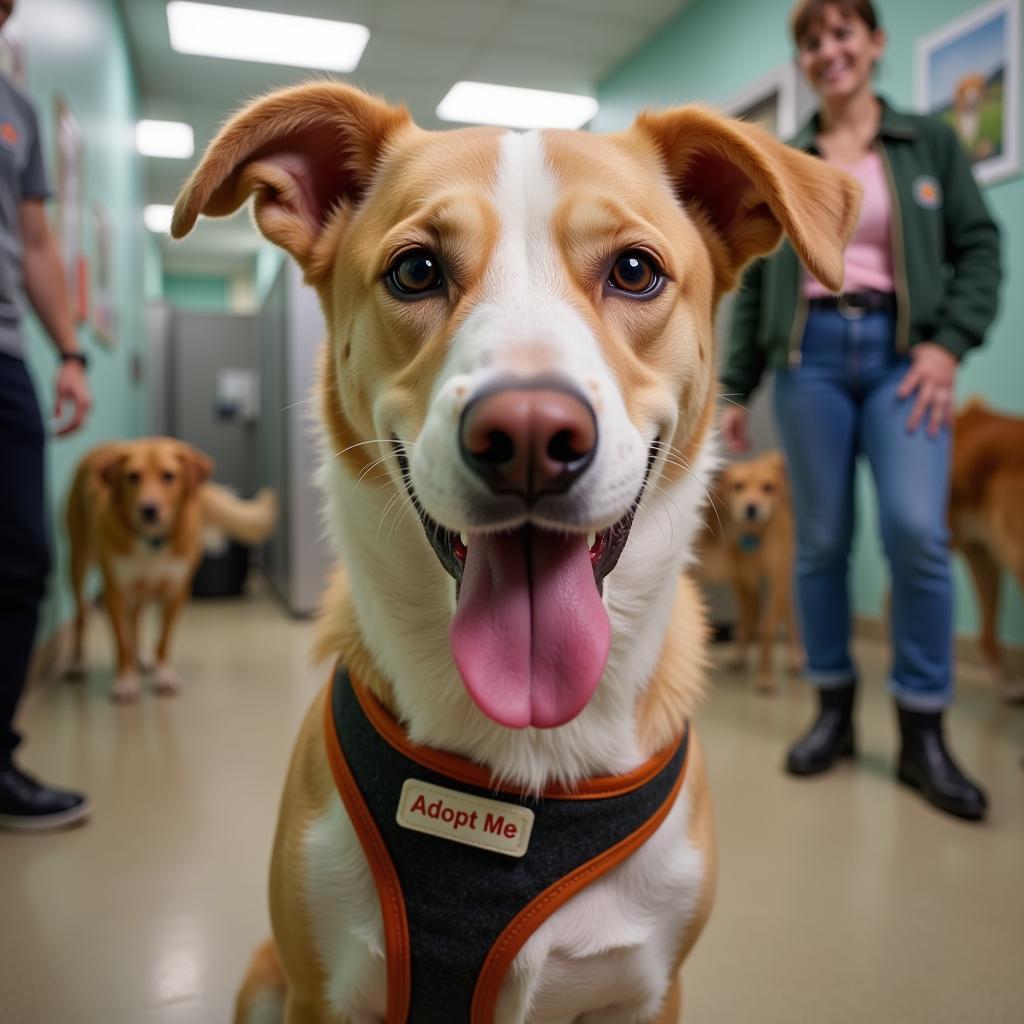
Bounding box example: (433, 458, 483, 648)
(324, 665, 690, 1024)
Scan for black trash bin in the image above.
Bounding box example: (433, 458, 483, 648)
(192, 539, 250, 597)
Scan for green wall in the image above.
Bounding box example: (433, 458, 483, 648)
(163, 272, 230, 310)
(597, 0, 1024, 646)
(17, 0, 147, 633)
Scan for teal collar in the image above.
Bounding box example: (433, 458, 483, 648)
(738, 533, 762, 554)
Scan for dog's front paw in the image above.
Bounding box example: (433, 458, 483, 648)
(111, 673, 141, 703)
(153, 663, 182, 696)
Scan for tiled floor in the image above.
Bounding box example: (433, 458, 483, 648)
(1, 590, 1022, 1023)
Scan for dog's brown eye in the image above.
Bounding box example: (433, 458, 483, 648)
(608, 251, 662, 296)
(386, 250, 443, 297)
(162, 471, 176, 484)
(732, 481, 744, 493)
(127, 471, 141, 486)
(762, 482, 775, 494)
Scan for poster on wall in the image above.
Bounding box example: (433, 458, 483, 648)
(915, 0, 1021, 186)
(722, 64, 816, 140)
(54, 95, 88, 323)
(92, 203, 116, 347)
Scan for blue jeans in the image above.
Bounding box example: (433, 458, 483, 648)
(774, 310, 953, 711)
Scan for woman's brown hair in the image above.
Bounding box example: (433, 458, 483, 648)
(790, 0, 880, 47)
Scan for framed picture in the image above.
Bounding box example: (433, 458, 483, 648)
(92, 203, 116, 347)
(54, 95, 88, 323)
(915, 0, 1021, 186)
(722, 64, 816, 139)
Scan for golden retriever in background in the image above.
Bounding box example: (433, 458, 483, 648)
(950, 400, 1024, 702)
(65, 438, 277, 702)
(696, 450, 801, 691)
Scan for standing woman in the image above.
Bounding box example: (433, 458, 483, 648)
(721, 0, 1000, 820)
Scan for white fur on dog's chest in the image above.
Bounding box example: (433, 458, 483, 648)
(110, 542, 190, 592)
(303, 779, 703, 1023)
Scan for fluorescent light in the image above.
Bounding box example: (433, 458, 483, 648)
(136, 119, 194, 158)
(436, 82, 599, 130)
(144, 204, 174, 233)
(166, 1, 369, 72)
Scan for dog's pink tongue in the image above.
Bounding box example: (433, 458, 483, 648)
(450, 528, 610, 729)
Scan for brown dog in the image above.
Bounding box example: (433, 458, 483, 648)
(950, 400, 1024, 702)
(65, 438, 277, 701)
(696, 450, 800, 690)
(171, 82, 859, 1021)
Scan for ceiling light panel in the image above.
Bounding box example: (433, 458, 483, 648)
(144, 204, 174, 233)
(166, 2, 370, 72)
(436, 82, 599, 130)
(136, 119, 194, 158)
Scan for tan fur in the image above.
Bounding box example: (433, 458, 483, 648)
(65, 438, 275, 701)
(950, 401, 1024, 701)
(695, 450, 801, 691)
(174, 82, 860, 1021)
(200, 484, 278, 545)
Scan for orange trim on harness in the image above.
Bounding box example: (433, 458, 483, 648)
(351, 671, 680, 800)
(470, 733, 691, 1023)
(322, 690, 412, 1023)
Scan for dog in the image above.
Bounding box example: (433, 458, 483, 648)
(171, 82, 858, 1022)
(695, 450, 800, 691)
(952, 72, 990, 159)
(950, 399, 1024, 702)
(65, 437, 277, 702)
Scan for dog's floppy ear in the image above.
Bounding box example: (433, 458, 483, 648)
(175, 443, 214, 493)
(633, 105, 861, 293)
(171, 83, 412, 278)
(96, 447, 129, 489)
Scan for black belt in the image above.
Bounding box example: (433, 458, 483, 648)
(808, 290, 897, 317)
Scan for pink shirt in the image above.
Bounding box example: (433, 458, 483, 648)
(803, 151, 894, 297)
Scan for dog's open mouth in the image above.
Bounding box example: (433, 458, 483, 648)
(394, 442, 654, 730)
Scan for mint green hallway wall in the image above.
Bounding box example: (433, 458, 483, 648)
(597, 0, 1024, 646)
(17, 0, 146, 635)
(162, 272, 229, 310)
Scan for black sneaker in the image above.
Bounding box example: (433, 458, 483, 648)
(0, 765, 91, 831)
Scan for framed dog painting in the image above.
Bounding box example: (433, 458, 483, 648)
(915, 0, 1021, 186)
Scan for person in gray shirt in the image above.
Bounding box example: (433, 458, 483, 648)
(0, 0, 93, 830)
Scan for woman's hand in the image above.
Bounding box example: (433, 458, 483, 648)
(720, 405, 751, 453)
(897, 343, 957, 437)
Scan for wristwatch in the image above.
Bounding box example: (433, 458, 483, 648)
(60, 351, 89, 369)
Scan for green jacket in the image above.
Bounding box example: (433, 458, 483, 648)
(722, 99, 1002, 401)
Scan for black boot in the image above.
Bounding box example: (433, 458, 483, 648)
(785, 683, 856, 776)
(896, 707, 988, 821)
(0, 764, 91, 831)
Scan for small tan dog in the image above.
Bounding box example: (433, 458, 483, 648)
(696, 450, 800, 691)
(65, 438, 277, 702)
(171, 81, 858, 1021)
(950, 400, 1024, 702)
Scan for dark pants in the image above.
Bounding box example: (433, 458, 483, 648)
(0, 352, 50, 768)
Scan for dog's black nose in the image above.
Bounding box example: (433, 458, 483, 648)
(459, 381, 597, 500)
(140, 504, 160, 524)
(744, 503, 759, 522)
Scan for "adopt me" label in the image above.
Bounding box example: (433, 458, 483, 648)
(396, 779, 535, 858)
